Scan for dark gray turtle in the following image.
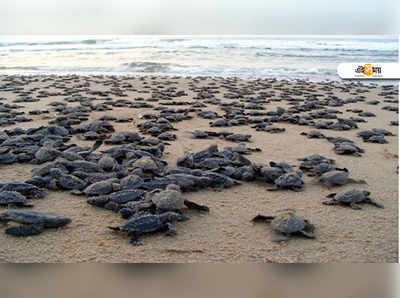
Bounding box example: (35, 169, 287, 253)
(149, 184, 209, 212)
(201, 172, 241, 191)
(252, 209, 315, 242)
(98, 155, 117, 172)
(254, 164, 285, 183)
(323, 189, 384, 210)
(269, 161, 295, 173)
(326, 136, 354, 144)
(300, 130, 325, 139)
(84, 178, 121, 196)
(87, 189, 146, 212)
(365, 135, 388, 144)
(298, 154, 335, 171)
(262, 126, 285, 133)
(108, 212, 188, 245)
(216, 165, 255, 181)
(49, 168, 87, 190)
(0, 153, 17, 164)
(158, 132, 176, 141)
(319, 170, 367, 188)
(191, 130, 210, 139)
(142, 174, 212, 192)
(0, 191, 33, 208)
(224, 134, 252, 142)
(34, 145, 60, 164)
(267, 172, 304, 192)
(357, 130, 376, 139)
(120, 175, 144, 190)
(333, 142, 364, 156)
(210, 119, 230, 127)
(0, 210, 71, 237)
(308, 162, 347, 177)
(0, 182, 46, 199)
(130, 156, 164, 176)
(224, 143, 261, 155)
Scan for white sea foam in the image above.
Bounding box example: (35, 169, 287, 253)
(0, 35, 397, 81)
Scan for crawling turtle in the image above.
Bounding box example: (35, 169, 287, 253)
(307, 162, 347, 177)
(365, 135, 388, 144)
(98, 155, 118, 172)
(149, 184, 209, 212)
(224, 134, 252, 142)
(267, 172, 304, 192)
(0, 191, 33, 208)
(333, 142, 364, 156)
(224, 143, 261, 155)
(108, 212, 188, 245)
(251, 209, 315, 242)
(87, 189, 146, 212)
(191, 130, 210, 139)
(323, 189, 384, 210)
(84, 178, 121, 196)
(0, 210, 71, 236)
(318, 170, 367, 188)
(49, 168, 87, 190)
(130, 156, 165, 176)
(0, 182, 46, 199)
(261, 126, 285, 133)
(300, 130, 326, 139)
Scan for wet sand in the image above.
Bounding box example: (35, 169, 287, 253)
(0, 75, 398, 263)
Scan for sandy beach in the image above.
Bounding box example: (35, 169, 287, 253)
(0, 75, 398, 263)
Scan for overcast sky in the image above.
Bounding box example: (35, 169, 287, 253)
(0, 0, 399, 34)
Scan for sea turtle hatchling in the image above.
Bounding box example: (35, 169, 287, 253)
(323, 189, 384, 210)
(267, 172, 304, 192)
(149, 184, 210, 212)
(0, 191, 33, 208)
(108, 212, 188, 245)
(318, 170, 367, 189)
(251, 209, 315, 242)
(0, 210, 71, 236)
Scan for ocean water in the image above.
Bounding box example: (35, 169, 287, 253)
(0, 35, 398, 82)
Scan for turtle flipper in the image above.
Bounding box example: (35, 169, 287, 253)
(251, 214, 275, 223)
(108, 226, 121, 231)
(5, 224, 44, 237)
(366, 198, 384, 208)
(291, 186, 304, 192)
(322, 199, 339, 206)
(272, 232, 289, 242)
(128, 231, 141, 245)
(348, 178, 368, 185)
(350, 202, 362, 210)
(164, 223, 177, 236)
(299, 230, 316, 239)
(184, 200, 210, 212)
(266, 185, 278, 191)
(90, 140, 103, 153)
(326, 193, 337, 198)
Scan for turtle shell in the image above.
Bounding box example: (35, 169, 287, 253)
(271, 211, 306, 234)
(335, 189, 366, 203)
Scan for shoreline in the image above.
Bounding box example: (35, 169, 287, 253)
(0, 73, 397, 87)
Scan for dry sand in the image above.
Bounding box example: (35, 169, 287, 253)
(0, 75, 398, 263)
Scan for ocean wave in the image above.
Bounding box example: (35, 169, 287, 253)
(122, 61, 187, 72)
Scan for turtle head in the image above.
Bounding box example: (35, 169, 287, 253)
(166, 184, 181, 192)
(279, 208, 296, 215)
(49, 168, 63, 178)
(159, 212, 189, 223)
(362, 190, 371, 197)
